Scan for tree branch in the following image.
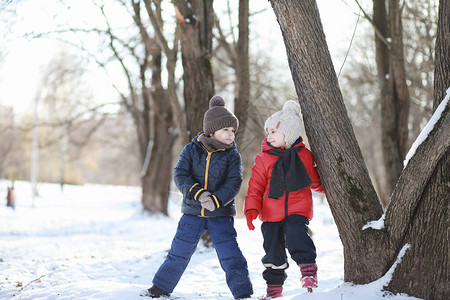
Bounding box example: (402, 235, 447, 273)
(385, 94, 450, 246)
(213, 12, 236, 69)
(353, 0, 390, 48)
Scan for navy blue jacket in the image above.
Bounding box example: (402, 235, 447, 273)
(174, 132, 243, 217)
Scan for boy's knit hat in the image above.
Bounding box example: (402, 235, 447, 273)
(264, 100, 303, 148)
(203, 95, 239, 136)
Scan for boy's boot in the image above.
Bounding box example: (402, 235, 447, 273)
(300, 263, 318, 291)
(265, 284, 283, 299)
(146, 285, 170, 298)
(235, 294, 252, 299)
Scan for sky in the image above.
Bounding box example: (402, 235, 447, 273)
(0, 0, 362, 116)
(0, 180, 422, 300)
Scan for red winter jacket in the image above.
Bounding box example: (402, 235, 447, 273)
(244, 137, 324, 222)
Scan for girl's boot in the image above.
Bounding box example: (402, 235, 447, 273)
(300, 263, 318, 292)
(265, 284, 283, 299)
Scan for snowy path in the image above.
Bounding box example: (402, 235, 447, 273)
(0, 181, 419, 299)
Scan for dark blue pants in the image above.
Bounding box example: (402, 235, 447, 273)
(152, 214, 253, 298)
(261, 214, 316, 285)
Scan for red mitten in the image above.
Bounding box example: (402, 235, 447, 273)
(245, 210, 259, 231)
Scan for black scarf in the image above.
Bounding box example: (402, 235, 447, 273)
(267, 146, 312, 199)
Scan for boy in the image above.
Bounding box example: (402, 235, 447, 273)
(244, 100, 324, 298)
(145, 96, 253, 299)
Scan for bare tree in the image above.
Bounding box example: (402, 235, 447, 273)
(235, 0, 250, 149)
(40, 1, 180, 212)
(338, 0, 438, 206)
(0, 106, 17, 179)
(269, 0, 449, 299)
(106, 0, 177, 214)
(31, 51, 110, 186)
(370, 0, 411, 201)
(173, 0, 215, 137)
(212, 0, 250, 215)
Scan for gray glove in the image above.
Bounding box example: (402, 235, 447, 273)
(198, 191, 216, 212)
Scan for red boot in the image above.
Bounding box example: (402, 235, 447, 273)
(300, 263, 318, 290)
(265, 284, 283, 299)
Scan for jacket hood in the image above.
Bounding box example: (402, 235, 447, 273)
(261, 136, 304, 153)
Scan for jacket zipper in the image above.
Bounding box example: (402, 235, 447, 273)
(200, 151, 213, 217)
(204, 151, 212, 190)
(200, 147, 225, 217)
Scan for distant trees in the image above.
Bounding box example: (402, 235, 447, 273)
(3, 1, 443, 242)
(1, 1, 284, 215)
(374, 0, 411, 201)
(270, 0, 448, 299)
(339, 0, 439, 205)
(0, 106, 18, 179)
(95, 0, 177, 214)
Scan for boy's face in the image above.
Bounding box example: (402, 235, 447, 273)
(210, 127, 236, 145)
(266, 127, 286, 148)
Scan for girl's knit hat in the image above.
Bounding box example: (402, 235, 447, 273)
(264, 100, 303, 148)
(203, 96, 239, 136)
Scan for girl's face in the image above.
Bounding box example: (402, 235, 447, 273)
(210, 127, 236, 145)
(266, 127, 286, 148)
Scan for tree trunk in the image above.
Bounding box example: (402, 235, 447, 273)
(173, 0, 216, 247)
(387, 151, 449, 299)
(378, 0, 411, 198)
(433, 0, 450, 109)
(269, 0, 386, 282)
(173, 0, 215, 138)
(373, 0, 391, 206)
(141, 42, 175, 214)
(269, 0, 449, 298)
(143, 0, 189, 145)
(234, 0, 250, 216)
(234, 0, 250, 148)
(130, 0, 175, 214)
(385, 0, 450, 297)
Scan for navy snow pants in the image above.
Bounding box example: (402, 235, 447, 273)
(152, 214, 253, 298)
(261, 214, 316, 285)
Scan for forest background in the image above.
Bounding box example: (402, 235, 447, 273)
(0, 1, 448, 299)
(1, 0, 436, 204)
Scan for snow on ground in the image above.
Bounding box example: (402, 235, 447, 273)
(0, 180, 421, 300)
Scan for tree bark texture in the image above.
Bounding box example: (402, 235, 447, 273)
(386, 1, 449, 296)
(141, 43, 175, 214)
(143, 0, 189, 145)
(373, 0, 411, 199)
(130, 0, 174, 214)
(388, 0, 410, 159)
(373, 0, 391, 207)
(269, 0, 386, 283)
(384, 90, 449, 300)
(173, 0, 216, 247)
(433, 0, 450, 109)
(387, 151, 449, 299)
(234, 0, 250, 149)
(270, 0, 449, 298)
(233, 0, 250, 215)
(173, 0, 215, 138)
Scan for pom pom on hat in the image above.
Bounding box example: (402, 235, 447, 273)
(283, 100, 301, 114)
(264, 100, 303, 148)
(209, 95, 225, 108)
(203, 95, 239, 136)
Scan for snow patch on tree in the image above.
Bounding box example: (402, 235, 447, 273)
(379, 244, 411, 286)
(404, 87, 450, 168)
(362, 214, 385, 230)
